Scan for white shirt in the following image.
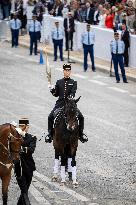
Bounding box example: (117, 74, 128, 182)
(10, 18, 21, 30)
(52, 27, 64, 40)
(81, 30, 95, 45)
(27, 20, 41, 32)
(110, 40, 125, 54)
(98, 14, 106, 27)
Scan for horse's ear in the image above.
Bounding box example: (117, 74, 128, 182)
(75, 96, 81, 103)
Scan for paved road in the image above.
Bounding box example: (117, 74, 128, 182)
(0, 42, 136, 205)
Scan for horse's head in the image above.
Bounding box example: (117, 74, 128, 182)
(64, 96, 81, 132)
(8, 124, 24, 163)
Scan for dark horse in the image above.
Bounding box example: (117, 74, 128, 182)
(0, 123, 23, 205)
(52, 97, 81, 187)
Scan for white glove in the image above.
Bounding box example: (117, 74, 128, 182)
(48, 83, 54, 90)
(15, 128, 26, 137)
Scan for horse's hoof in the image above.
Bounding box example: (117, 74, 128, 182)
(73, 182, 78, 188)
(52, 176, 58, 182)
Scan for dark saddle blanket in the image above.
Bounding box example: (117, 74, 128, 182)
(53, 107, 64, 127)
(53, 107, 64, 119)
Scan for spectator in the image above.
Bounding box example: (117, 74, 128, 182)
(73, 3, 82, 21)
(121, 22, 130, 67)
(114, 7, 124, 30)
(99, 8, 106, 27)
(62, 0, 70, 18)
(125, 1, 135, 29)
(64, 11, 75, 51)
(105, 9, 114, 29)
(78, 3, 86, 22)
(17, 0, 27, 35)
(50, 0, 64, 17)
(0, 0, 3, 20)
(85, 2, 95, 24)
(94, 4, 103, 25)
(1, 0, 11, 20)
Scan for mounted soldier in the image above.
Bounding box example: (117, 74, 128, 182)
(45, 63, 88, 143)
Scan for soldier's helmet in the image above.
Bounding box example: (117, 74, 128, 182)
(19, 118, 29, 125)
(63, 64, 71, 70)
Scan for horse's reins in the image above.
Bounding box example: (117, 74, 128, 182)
(0, 132, 21, 168)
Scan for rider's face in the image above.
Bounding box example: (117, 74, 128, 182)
(63, 69, 71, 78)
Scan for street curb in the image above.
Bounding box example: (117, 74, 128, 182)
(6, 39, 136, 82)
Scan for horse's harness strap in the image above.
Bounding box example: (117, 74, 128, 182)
(0, 141, 9, 152)
(0, 161, 12, 169)
(0, 133, 18, 159)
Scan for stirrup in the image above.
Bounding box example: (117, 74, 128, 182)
(45, 134, 52, 143)
(80, 133, 88, 143)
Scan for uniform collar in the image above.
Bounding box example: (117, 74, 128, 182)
(64, 77, 70, 81)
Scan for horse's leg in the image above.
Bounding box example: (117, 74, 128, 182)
(60, 152, 67, 184)
(52, 150, 60, 181)
(2, 173, 11, 205)
(68, 157, 72, 181)
(65, 145, 72, 181)
(71, 152, 78, 187)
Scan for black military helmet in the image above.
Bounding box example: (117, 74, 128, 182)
(19, 118, 29, 125)
(63, 64, 71, 70)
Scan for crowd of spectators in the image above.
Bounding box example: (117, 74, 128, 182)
(26, 0, 136, 34)
(0, 0, 136, 34)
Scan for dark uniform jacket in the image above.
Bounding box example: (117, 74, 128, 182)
(20, 133, 37, 174)
(121, 30, 130, 48)
(85, 7, 95, 24)
(51, 77, 77, 108)
(64, 17, 75, 33)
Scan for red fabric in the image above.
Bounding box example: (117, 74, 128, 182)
(105, 14, 114, 29)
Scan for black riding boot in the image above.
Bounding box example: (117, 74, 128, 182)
(22, 193, 31, 205)
(17, 194, 23, 205)
(78, 111, 88, 143)
(2, 195, 7, 205)
(45, 112, 54, 143)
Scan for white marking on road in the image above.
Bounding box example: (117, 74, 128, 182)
(89, 79, 107, 85)
(32, 178, 64, 204)
(130, 94, 136, 98)
(14, 53, 38, 62)
(34, 171, 90, 202)
(0, 88, 45, 110)
(93, 75, 103, 79)
(84, 114, 128, 132)
(29, 184, 50, 204)
(108, 87, 128, 93)
(14, 54, 25, 58)
(89, 203, 99, 205)
(72, 73, 88, 79)
(3, 50, 13, 54)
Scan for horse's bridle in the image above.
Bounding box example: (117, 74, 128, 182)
(0, 132, 22, 168)
(64, 105, 79, 131)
